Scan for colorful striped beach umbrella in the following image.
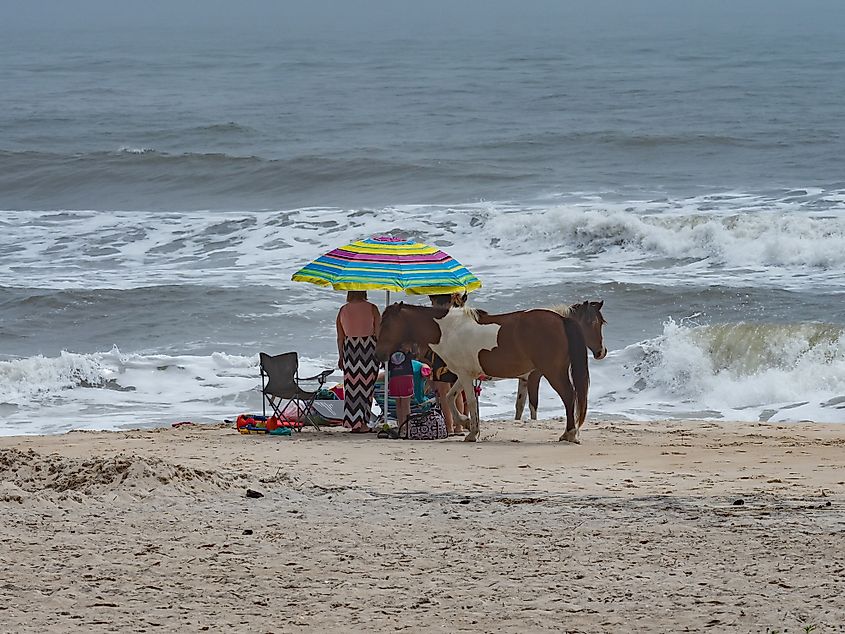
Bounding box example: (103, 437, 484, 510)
(291, 235, 482, 295)
(292, 235, 481, 428)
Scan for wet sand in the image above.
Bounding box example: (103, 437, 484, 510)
(1, 418, 844, 632)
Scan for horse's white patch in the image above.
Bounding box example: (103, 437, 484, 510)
(430, 308, 501, 378)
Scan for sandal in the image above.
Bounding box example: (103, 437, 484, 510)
(376, 427, 401, 440)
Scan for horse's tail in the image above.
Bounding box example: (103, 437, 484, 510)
(562, 316, 590, 427)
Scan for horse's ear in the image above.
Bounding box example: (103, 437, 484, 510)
(595, 300, 604, 309)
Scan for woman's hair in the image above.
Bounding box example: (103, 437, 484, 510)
(429, 292, 467, 307)
(346, 291, 367, 301)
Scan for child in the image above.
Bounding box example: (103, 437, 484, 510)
(387, 347, 414, 436)
(375, 352, 433, 437)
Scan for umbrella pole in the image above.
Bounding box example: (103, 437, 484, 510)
(383, 290, 390, 427)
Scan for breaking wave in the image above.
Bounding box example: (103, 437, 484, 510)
(604, 319, 845, 422)
(2, 192, 844, 293)
(0, 348, 328, 435)
(0, 349, 120, 403)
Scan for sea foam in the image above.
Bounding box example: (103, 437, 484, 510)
(0, 349, 337, 435)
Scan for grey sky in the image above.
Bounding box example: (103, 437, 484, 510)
(2, 0, 843, 38)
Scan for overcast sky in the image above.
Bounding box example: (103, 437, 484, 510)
(2, 0, 843, 38)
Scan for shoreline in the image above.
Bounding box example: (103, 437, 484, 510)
(2, 419, 844, 632)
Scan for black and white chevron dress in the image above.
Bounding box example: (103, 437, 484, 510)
(343, 335, 379, 428)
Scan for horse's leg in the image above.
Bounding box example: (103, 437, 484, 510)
(527, 371, 541, 420)
(543, 369, 578, 443)
(515, 377, 527, 420)
(461, 375, 482, 442)
(443, 380, 467, 430)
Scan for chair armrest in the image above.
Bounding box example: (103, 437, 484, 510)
(300, 369, 335, 385)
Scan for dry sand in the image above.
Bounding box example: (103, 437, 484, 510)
(1, 418, 844, 633)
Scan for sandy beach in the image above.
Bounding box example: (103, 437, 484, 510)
(1, 419, 843, 633)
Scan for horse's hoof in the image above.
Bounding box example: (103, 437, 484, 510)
(559, 431, 580, 444)
(463, 434, 477, 442)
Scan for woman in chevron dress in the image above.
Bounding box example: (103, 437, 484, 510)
(336, 291, 381, 432)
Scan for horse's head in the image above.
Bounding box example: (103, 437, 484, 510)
(375, 302, 408, 363)
(571, 300, 608, 360)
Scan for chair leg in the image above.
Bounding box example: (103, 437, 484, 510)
(301, 396, 322, 432)
(265, 396, 321, 432)
(261, 370, 267, 419)
(293, 401, 305, 432)
(266, 396, 285, 424)
(278, 398, 306, 432)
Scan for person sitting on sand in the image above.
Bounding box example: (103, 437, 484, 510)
(336, 290, 381, 433)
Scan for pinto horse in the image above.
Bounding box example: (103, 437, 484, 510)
(515, 301, 607, 420)
(375, 303, 593, 443)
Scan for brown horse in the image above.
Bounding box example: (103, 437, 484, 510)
(515, 301, 607, 420)
(375, 303, 593, 443)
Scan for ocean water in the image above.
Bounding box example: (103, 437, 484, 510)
(2, 2, 845, 433)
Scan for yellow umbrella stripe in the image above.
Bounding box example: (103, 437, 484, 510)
(341, 243, 440, 255)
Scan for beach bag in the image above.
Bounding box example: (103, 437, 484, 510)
(405, 405, 447, 440)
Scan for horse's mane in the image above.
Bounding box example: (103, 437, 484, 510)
(548, 304, 573, 317)
(548, 301, 607, 324)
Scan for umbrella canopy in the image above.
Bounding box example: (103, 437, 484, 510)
(291, 235, 481, 295)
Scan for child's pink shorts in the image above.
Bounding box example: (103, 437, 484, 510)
(388, 375, 413, 398)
